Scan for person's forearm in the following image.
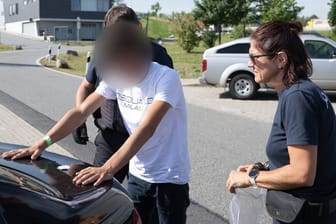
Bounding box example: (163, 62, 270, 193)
(256, 165, 314, 190)
(76, 87, 92, 107)
(34, 108, 89, 151)
(37, 91, 106, 150)
(76, 80, 95, 107)
(103, 124, 155, 175)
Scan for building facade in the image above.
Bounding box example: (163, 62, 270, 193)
(0, 0, 4, 29)
(2, 0, 112, 40)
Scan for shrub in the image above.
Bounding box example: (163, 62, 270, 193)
(175, 13, 201, 53)
(231, 25, 252, 39)
(202, 29, 217, 48)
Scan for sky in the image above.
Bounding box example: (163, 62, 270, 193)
(123, 0, 330, 19)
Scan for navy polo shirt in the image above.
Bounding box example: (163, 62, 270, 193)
(266, 78, 336, 201)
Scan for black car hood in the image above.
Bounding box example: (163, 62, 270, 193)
(0, 142, 114, 201)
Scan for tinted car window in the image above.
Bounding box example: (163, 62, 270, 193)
(216, 43, 250, 54)
(305, 40, 336, 59)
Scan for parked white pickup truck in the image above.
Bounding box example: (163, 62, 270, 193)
(199, 33, 336, 99)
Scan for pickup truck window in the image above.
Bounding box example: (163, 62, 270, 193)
(216, 43, 250, 54)
(305, 40, 336, 59)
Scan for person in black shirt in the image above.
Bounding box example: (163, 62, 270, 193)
(226, 21, 336, 224)
(72, 5, 173, 183)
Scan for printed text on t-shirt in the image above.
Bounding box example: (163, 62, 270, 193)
(117, 93, 154, 111)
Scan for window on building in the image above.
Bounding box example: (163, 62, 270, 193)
(71, 0, 110, 12)
(24, 0, 35, 5)
(9, 3, 19, 16)
(81, 0, 97, 11)
(71, 0, 80, 11)
(15, 3, 18, 14)
(97, 0, 109, 11)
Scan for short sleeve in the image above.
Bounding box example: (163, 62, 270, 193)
(95, 81, 117, 100)
(154, 69, 182, 108)
(151, 42, 174, 69)
(283, 91, 319, 145)
(85, 62, 98, 84)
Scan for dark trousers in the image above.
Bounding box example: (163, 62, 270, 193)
(273, 205, 336, 224)
(93, 131, 129, 183)
(128, 174, 190, 224)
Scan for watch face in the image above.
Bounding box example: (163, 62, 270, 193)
(249, 169, 259, 178)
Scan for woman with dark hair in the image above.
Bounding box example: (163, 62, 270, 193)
(226, 21, 336, 224)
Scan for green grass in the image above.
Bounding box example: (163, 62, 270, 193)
(40, 42, 206, 79)
(40, 51, 89, 76)
(164, 42, 206, 78)
(38, 16, 233, 78)
(141, 17, 176, 39)
(315, 30, 336, 41)
(0, 43, 14, 51)
(39, 31, 235, 79)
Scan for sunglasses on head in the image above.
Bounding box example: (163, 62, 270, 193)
(249, 52, 278, 64)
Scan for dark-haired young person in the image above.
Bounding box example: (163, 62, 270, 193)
(72, 5, 173, 183)
(2, 23, 190, 224)
(226, 21, 336, 224)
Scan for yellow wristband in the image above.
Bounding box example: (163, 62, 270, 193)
(43, 135, 53, 147)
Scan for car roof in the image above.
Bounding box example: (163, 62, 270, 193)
(204, 37, 250, 55)
(0, 142, 116, 201)
(204, 34, 336, 55)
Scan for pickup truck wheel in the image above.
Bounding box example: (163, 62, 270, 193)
(229, 74, 257, 99)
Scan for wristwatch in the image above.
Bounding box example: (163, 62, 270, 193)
(248, 168, 259, 187)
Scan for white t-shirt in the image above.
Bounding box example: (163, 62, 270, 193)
(95, 62, 190, 184)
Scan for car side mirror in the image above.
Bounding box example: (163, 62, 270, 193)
(332, 54, 336, 59)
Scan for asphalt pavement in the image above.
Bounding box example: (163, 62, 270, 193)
(0, 30, 274, 223)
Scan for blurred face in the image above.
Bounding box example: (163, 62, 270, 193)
(248, 40, 280, 84)
(103, 53, 150, 88)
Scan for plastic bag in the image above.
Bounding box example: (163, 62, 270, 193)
(230, 187, 267, 224)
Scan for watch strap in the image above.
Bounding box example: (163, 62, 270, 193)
(249, 176, 257, 187)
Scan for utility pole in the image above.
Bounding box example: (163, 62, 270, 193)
(76, 16, 81, 42)
(145, 12, 149, 34)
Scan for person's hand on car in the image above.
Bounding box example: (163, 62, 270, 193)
(72, 123, 89, 145)
(2, 146, 44, 160)
(73, 165, 114, 187)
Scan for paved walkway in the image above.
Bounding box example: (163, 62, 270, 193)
(0, 104, 73, 157)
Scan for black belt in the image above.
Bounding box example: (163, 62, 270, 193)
(306, 198, 336, 217)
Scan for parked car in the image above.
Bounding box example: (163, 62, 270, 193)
(200, 33, 336, 99)
(0, 142, 141, 224)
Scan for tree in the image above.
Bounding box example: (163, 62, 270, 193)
(150, 2, 162, 17)
(193, 0, 249, 44)
(253, 0, 303, 23)
(175, 13, 201, 53)
(202, 28, 217, 48)
(329, 0, 336, 33)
